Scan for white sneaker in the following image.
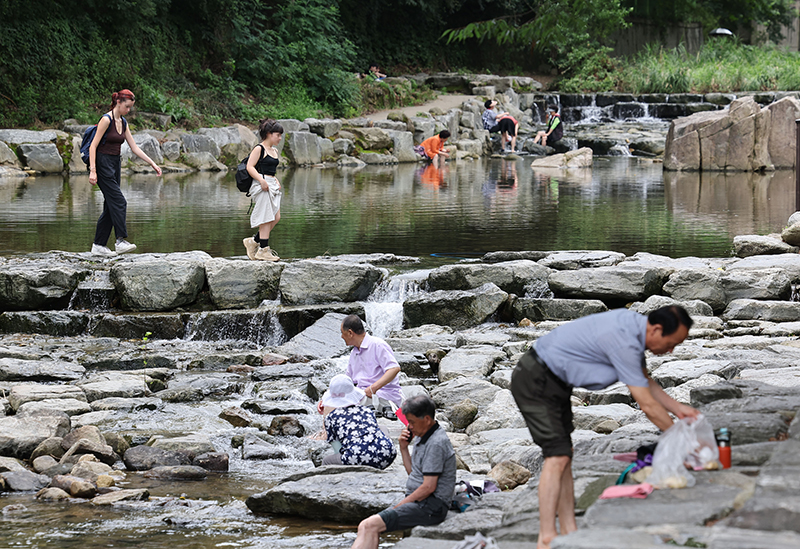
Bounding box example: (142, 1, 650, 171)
(91, 244, 117, 257)
(115, 240, 137, 254)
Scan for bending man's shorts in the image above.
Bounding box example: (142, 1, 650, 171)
(378, 495, 448, 532)
(510, 348, 574, 458)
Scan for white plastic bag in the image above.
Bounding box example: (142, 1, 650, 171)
(645, 415, 719, 489)
(684, 415, 720, 471)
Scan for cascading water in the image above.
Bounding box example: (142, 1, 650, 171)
(362, 270, 428, 338)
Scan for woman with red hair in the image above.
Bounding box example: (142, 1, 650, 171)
(87, 89, 162, 257)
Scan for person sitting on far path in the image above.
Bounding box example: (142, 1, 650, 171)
(350, 395, 456, 549)
(317, 314, 403, 418)
(368, 63, 387, 80)
(319, 374, 397, 469)
(533, 104, 563, 148)
(510, 305, 700, 549)
(416, 130, 451, 168)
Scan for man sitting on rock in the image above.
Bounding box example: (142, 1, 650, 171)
(317, 314, 403, 418)
(351, 395, 456, 549)
(510, 305, 700, 549)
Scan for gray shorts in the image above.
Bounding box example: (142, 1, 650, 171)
(378, 496, 448, 532)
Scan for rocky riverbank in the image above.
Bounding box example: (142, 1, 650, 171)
(5, 72, 800, 179)
(3, 228, 800, 547)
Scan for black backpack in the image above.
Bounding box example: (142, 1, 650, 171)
(235, 144, 265, 195)
(80, 114, 127, 165)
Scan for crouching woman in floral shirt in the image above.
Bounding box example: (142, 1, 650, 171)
(320, 374, 397, 469)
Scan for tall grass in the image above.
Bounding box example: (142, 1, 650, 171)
(620, 40, 800, 94)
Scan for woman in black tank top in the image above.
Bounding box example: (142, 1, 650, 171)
(242, 119, 284, 262)
(87, 89, 162, 257)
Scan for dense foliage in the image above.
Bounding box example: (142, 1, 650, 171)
(620, 40, 800, 93)
(0, 0, 364, 127)
(1, 0, 798, 127)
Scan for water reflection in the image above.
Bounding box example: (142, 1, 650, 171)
(0, 158, 794, 262)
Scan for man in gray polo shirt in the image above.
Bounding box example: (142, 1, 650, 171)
(511, 305, 700, 549)
(351, 395, 456, 549)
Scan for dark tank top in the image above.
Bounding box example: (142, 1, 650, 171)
(97, 115, 126, 156)
(255, 146, 279, 176)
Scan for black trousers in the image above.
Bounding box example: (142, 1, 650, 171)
(93, 152, 127, 245)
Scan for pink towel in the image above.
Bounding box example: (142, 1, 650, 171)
(613, 452, 639, 463)
(599, 483, 654, 499)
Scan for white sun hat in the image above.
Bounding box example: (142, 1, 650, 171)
(321, 374, 365, 408)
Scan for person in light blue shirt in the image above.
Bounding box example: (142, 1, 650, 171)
(511, 306, 700, 549)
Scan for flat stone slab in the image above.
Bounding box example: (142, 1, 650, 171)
(584, 474, 743, 528)
(245, 467, 406, 522)
(550, 528, 667, 548)
(651, 359, 739, 387)
(7, 384, 86, 411)
(0, 358, 85, 382)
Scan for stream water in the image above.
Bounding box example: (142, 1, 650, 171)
(0, 157, 797, 547)
(1, 156, 795, 262)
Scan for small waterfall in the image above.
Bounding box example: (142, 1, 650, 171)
(183, 303, 287, 346)
(524, 279, 554, 299)
(362, 270, 428, 338)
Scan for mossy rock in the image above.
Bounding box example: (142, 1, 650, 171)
(387, 111, 409, 123)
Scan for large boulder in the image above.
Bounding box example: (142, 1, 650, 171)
(727, 253, 800, 283)
(0, 140, 22, 167)
(662, 269, 726, 311)
(664, 96, 771, 171)
(123, 444, 192, 471)
(0, 410, 71, 459)
(510, 297, 607, 322)
(17, 143, 64, 173)
(348, 127, 393, 150)
(76, 372, 151, 402)
(766, 97, 800, 168)
(0, 260, 91, 311)
(723, 299, 800, 322)
(205, 258, 284, 309)
(548, 265, 667, 302)
(304, 118, 342, 138)
(0, 311, 90, 337)
(110, 252, 208, 311)
(426, 260, 550, 296)
(121, 133, 163, 165)
(734, 235, 798, 257)
(245, 467, 406, 522)
(278, 260, 383, 305)
(283, 131, 322, 165)
(403, 283, 509, 329)
(0, 358, 85, 382)
(180, 134, 221, 157)
(276, 312, 349, 360)
(438, 346, 506, 382)
(539, 251, 626, 270)
(386, 130, 418, 162)
(181, 152, 227, 171)
(430, 378, 503, 409)
(7, 385, 86, 411)
(531, 147, 592, 169)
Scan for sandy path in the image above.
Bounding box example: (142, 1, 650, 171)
(363, 93, 475, 121)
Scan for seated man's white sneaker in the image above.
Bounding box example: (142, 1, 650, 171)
(91, 244, 117, 257)
(115, 240, 137, 254)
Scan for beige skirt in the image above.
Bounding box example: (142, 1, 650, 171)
(249, 175, 282, 227)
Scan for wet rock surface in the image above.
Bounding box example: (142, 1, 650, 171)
(1, 247, 800, 547)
